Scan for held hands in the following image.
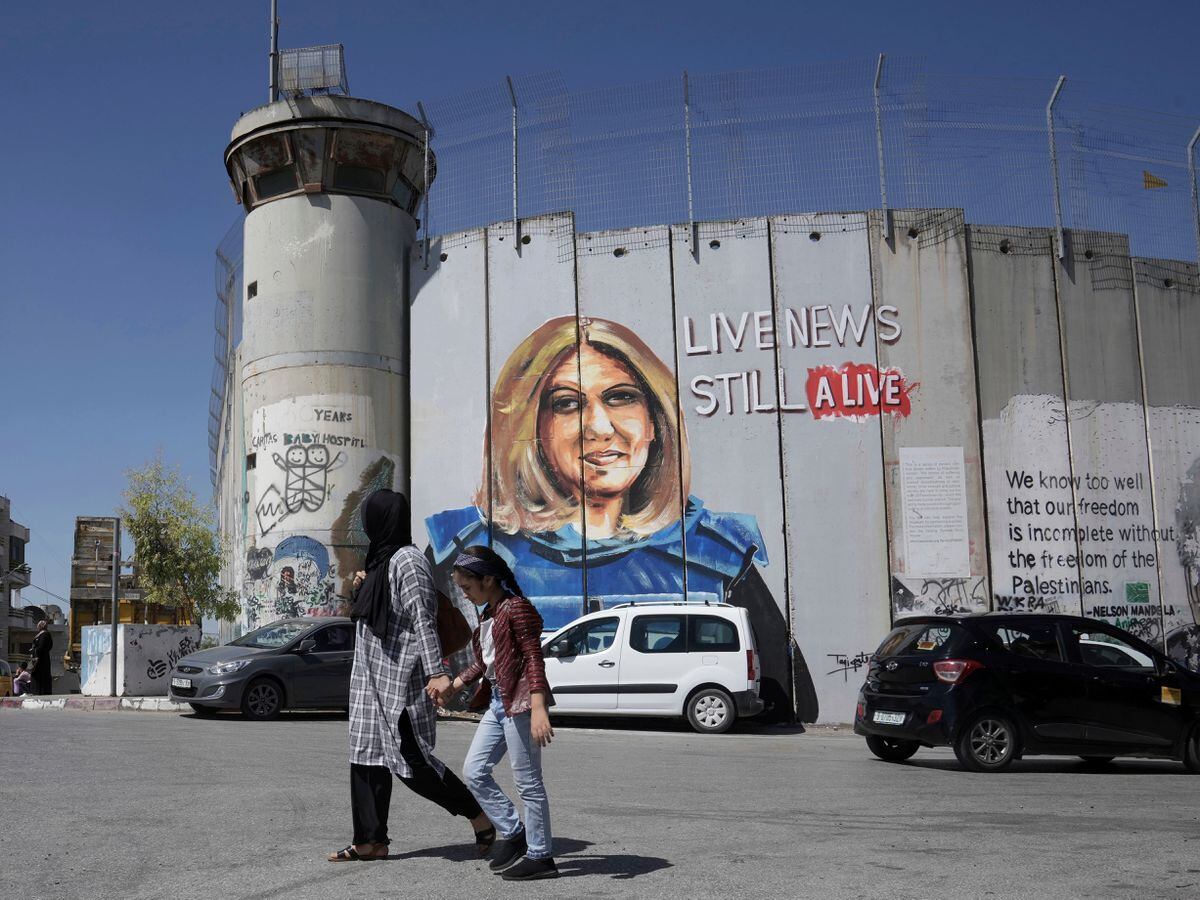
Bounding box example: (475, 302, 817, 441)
(425, 674, 454, 707)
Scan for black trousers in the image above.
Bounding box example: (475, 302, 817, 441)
(351, 710, 483, 845)
(32, 664, 52, 696)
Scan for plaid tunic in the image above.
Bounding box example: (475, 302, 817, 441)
(348, 546, 448, 778)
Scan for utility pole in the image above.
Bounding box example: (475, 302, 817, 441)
(109, 517, 121, 697)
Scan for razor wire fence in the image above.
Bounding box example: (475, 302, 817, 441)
(211, 57, 1200, 489)
(407, 57, 1200, 261)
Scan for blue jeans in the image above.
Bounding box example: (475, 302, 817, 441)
(463, 688, 552, 860)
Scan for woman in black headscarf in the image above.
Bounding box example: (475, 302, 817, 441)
(329, 489, 494, 862)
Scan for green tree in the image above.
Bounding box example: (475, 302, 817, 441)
(120, 455, 240, 622)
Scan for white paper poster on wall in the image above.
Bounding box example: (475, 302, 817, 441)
(900, 446, 971, 577)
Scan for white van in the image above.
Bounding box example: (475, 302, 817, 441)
(541, 602, 763, 734)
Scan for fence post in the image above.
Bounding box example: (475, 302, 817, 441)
(1189, 125, 1200, 271)
(873, 53, 890, 241)
(506, 75, 519, 251)
(683, 70, 697, 259)
(1046, 75, 1068, 260)
(417, 101, 432, 270)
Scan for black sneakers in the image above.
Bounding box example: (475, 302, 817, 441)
(502, 856, 559, 881)
(487, 831, 528, 871)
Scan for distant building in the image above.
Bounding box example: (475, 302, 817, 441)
(0, 497, 67, 686)
(66, 516, 191, 669)
(1, 495, 32, 664)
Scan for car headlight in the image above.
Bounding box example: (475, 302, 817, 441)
(206, 659, 251, 675)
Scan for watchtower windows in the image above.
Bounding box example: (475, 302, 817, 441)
(332, 163, 386, 194)
(293, 129, 328, 189)
(255, 167, 301, 200)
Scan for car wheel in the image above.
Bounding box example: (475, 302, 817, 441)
(686, 687, 736, 734)
(241, 678, 283, 721)
(865, 734, 920, 762)
(1184, 724, 1200, 774)
(189, 703, 219, 718)
(1079, 755, 1116, 766)
(954, 712, 1018, 772)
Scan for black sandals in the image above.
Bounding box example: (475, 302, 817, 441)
(328, 843, 387, 862)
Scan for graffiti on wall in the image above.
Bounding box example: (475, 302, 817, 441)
(252, 400, 363, 537)
(80, 625, 201, 697)
(984, 395, 1178, 641)
(826, 651, 873, 681)
(237, 392, 404, 628)
(143, 635, 200, 680)
(892, 575, 988, 616)
(242, 535, 338, 628)
(681, 305, 910, 418)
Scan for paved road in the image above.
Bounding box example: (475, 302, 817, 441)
(3, 711, 1198, 900)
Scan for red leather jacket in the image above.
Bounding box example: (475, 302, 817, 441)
(457, 595, 554, 716)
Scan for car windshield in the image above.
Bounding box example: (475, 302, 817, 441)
(229, 621, 311, 649)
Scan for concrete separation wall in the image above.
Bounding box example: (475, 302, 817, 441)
(394, 211, 1200, 724)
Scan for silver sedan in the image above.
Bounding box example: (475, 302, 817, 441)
(168, 617, 355, 719)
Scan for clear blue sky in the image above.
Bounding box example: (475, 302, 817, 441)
(2, 0, 1197, 608)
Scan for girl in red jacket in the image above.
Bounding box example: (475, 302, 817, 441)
(434, 545, 558, 880)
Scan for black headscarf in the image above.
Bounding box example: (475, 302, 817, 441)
(350, 489, 412, 639)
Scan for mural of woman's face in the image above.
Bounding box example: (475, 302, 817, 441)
(538, 344, 656, 502)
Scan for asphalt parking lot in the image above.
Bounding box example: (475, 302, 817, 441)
(3, 710, 1199, 900)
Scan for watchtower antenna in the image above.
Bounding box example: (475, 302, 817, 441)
(268, 0, 280, 103)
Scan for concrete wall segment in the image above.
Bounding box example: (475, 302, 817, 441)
(670, 219, 803, 717)
(969, 225, 1080, 615)
(242, 195, 412, 365)
(575, 226, 685, 608)
(769, 212, 890, 722)
(409, 228, 490, 616)
(869, 209, 990, 616)
(1132, 258, 1200, 647)
(483, 214, 586, 629)
(1055, 232, 1161, 638)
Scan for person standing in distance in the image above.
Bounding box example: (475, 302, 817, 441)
(29, 621, 53, 696)
(328, 489, 494, 862)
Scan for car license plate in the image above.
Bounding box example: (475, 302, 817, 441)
(873, 710, 906, 725)
(170, 677, 192, 689)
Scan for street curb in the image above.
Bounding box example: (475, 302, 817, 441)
(0, 696, 187, 712)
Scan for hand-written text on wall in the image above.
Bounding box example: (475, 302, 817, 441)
(683, 304, 912, 419)
(996, 467, 1181, 637)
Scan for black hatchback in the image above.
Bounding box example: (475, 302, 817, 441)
(854, 614, 1200, 772)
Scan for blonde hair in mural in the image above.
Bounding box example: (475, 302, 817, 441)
(479, 316, 690, 536)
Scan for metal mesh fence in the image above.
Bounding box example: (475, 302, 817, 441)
(210, 219, 243, 489)
(212, 58, 1200, 486)
(278, 44, 349, 97)
(408, 58, 1199, 262)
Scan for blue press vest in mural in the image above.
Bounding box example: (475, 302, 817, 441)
(425, 496, 768, 632)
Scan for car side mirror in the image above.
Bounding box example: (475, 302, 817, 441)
(297, 639, 317, 654)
